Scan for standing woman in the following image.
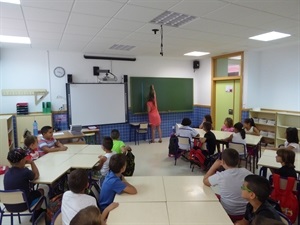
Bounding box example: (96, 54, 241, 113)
(147, 85, 162, 143)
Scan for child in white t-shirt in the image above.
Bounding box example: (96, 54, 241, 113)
(222, 122, 246, 146)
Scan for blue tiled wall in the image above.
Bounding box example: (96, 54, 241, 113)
(50, 107, 249, 144)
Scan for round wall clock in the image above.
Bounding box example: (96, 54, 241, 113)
(53, 67, 66, 78)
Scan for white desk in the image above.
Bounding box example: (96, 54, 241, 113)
(64, 154, 99, 169)
(114, 176, 166, 202)
(77, 145, 102, 155)
(33, 164, 70, 184)
(163, 176, 218, 202)
(195, 129, 262, 146)
(262, 149, 300, 161)
(167, 202, 233, 225)
(108, 202, 169, 225)
(35, 153, 72, 166)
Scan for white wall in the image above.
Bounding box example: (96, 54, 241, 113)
(0, 49, 202, 113)
(194, 57, 211, 105)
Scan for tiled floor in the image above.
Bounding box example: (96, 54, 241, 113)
(0, 139, 262, 225)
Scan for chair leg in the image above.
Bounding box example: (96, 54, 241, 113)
(18, 212, 21, 224)
(10, 213, 13, 225)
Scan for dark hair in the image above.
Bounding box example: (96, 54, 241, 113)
(203, 121, 212, 131)
(181, 118, 192, 126)
(204, 114, 213, 124)
(111, 129, 120, 140)
(244, 118, 256, 127)
(70, 206, 102, 225)
(24, 135, 37, 148)
(7, 148, 27, 164)
(234, 122, 246, 139)
(224, 117, 233, 128)
(286, 127, 299, 144)
(222, 148, 239, 167)
(68, 169, 88, 193)
(276, 149, 295, 168)
(244, 175, 271, 203)
(41, 126, 52, 135)
(147, 86, 155, 103)
(102, 136, 113, 150)
(109, 154, 127, 173)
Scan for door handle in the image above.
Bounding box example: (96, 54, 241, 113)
(228, 109, 233, 115)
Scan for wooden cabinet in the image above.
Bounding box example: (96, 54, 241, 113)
(16, 113, 52, 147)
(0, 115, 15, 166)
(249, 110, 276, 146)
(276, 112, 300, 147)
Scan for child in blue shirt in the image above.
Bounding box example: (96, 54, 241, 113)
(99, 154, 137, 212)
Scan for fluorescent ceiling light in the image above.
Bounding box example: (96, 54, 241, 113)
(150, 11, 196, 27)
(184, 51, 210, 57)
(0, 35, 31, 44)
(0, 0, 20, 4)
(249, 31, 291, 41)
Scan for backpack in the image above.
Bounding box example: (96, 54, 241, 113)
(270, 174, 299, 223)
(189, 148, 206, 170)
(122, 149, 135, 176)
(168, 134, 178, 156)
(46, 194, 63, 225)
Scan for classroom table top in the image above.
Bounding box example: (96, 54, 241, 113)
(49, 144, 88, 155)
(32, 163, 70, 184)
(76, 144, 102, 155)
(63, 154, 99, 169)
(167, 202, 233, 225)
(195, 129, 262, 146)
(107, 202, 169, 225)
(262, 149, 300, 161)
(163, 176, 219, 202)
(53, 131, 85, 140)
(114, 176, 166, 202)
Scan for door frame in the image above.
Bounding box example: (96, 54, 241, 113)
(211, 51, 244, 126)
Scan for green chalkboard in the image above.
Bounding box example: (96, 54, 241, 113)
(130, 77, 193, 114)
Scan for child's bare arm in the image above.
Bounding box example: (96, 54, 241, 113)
(55, 141, 68, 150)
(101, 202, 119, 220)
(235, 218, 249, 225)
(93, 156, 107, 170)
(122, 176, 137, 194)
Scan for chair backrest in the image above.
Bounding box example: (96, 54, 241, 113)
(51, 209, 62, 225)
(277, 211, 292, 225)
(228, 142, 246, 155)
(178, 136, 191, 150)
(139, 123, 148, 129)
(0, 189, 28, 212)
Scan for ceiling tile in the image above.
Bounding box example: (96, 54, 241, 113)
(30, 38, 60, 49)
(169, 0, 228, 17)
(0, 28, 28, 36)
(0, 18, 26, 30)
(20, 0, 74, 12)
(61, 34, 93, 42)
(73, 0, 124, 17)
(128, 0, 181, 10)
(97, 29, 131, 39)
(105, 18, 144, 32)
(0, 3, 23, 19)
(114, 4, 164, 22)
(28, 30, 62, 39)
(22, 6, 69, 23)
(68, 13, 110, 28)
(26, 20, 66, 32)
(64, 25, 99, 36)
(59, 40, 87, 51)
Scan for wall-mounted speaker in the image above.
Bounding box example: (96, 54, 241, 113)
(93, 66, 99, 76)
(193, 60, 200, 69)
(67, 74, 73, 83)
(123, 75, 128, 83)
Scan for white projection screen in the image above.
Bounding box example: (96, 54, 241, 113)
(66, 83, 128, 126)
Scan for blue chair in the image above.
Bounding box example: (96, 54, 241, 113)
(135, 123, 149, 145)
(277, 211, 292, 225)
(50, 209, 62, 225)
(0, 189, 46, 225)
(174, 136, 191, 165)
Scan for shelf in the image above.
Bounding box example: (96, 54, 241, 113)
(250, 110, 276, 115)
(276, 137, 286, 141)
(262, 136, 275, 140)
(255, 123, 275, 127)
(277, 125, 300, 131)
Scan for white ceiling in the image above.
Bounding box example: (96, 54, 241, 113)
(0, 0, 299, 58)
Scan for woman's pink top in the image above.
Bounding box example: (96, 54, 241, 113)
(221, 125, 234, 132)
(147, 97, 161, 126)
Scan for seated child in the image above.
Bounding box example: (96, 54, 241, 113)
(199, 114, 213, 129)
(99, 154, 137, 212)
(38, 126, 68, 154)
(70, 206, 103, 225)
(61, 169, 118, 225)
(200, 121, 216, 156)
(223, 122, 246, 147)
(235, 175, 281, 225)
(274, 148, 297, 178)
(92, 137, 115, 183)
(243, 118, 260, 136)
(221, 117, 234, 132)
(203, 148, 252, 218)
(176, 117, 199, 150)
(4, 148, 44, 216)
(284, 127, 299, 151)
(24, 134, 40, 160)
(111, 129, 129, 154)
